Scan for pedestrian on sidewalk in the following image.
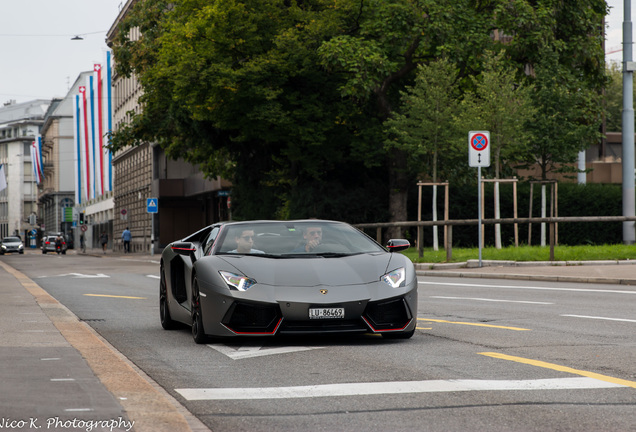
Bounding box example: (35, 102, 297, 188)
(100, 232, 108, 254)
(122, 227, 132, 253)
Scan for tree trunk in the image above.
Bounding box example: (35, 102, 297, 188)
(387, 148, 408, 241)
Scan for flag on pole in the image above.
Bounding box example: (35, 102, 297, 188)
(0, 163, 7, 192)
(30, 137, 45, 184)
(73, 94, 82, 204)
(73, 52, 114, 201)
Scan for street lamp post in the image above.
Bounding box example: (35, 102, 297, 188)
(623, 0, 636, 244)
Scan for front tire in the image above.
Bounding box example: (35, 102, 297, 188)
(191, 277, 207, 344)
(159, 264, 177, 330)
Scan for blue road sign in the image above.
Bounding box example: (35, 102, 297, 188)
(147, 198, 159, 213)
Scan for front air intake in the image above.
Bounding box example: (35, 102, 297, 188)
(223, 302, 282, 334)
(363, 297, 412, 331)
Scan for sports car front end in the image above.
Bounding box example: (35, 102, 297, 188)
(194, 252, 417, 339)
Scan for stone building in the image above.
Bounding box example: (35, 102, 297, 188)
(0, 99, 49, 244)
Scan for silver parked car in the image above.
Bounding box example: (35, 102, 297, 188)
(41, 235, 67, 254)
(160, 220, 417, 343)
(0, 236, 24, 255)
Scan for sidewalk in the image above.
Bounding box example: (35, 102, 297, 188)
(0, 259, 209, 432)
(415, 259, 636, 285)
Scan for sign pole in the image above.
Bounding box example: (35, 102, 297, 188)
(151, 213, 154, 256)
(468, 131, 490, 268)
(146, 198, 158, 256)
(478, 166, 482, 267)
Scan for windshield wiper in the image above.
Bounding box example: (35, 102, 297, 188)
(314, 252, 356, 258)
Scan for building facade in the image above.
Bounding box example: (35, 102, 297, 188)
(39, 97, 78, 240)
(0, 100, 49, 244)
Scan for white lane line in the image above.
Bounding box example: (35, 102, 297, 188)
(208, 344, 323, 360)
(51, 378, 75, 382)
(175, 377, 624, 401)
(418, 281, 636, 295)
(146, 275, 160, 279)
(431, 296, 553, 305)
(561, 314, 636, 323)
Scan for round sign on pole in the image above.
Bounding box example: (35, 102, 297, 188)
(468, 131, 490, 167)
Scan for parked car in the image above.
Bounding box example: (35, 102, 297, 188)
(0, 236, 24, 255)
(42, 235, 67, 254)
(65, 234, 74, 249)
(160, 219, 417, 344)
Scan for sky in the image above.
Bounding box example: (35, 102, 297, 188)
(0, 0, 124, 105)
(0, 1, 628, 105)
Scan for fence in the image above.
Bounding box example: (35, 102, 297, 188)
(355, 216, 636, 262)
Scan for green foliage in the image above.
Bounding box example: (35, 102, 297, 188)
(456, 51, 534, 179)
(384, 58, 465, 182)
(109, 0, 610, 225)
(404, 243, 636, 264)
(520, 50, 603, 179)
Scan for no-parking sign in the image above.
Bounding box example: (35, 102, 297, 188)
(468, 131, 490, 167)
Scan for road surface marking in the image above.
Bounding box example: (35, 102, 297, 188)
(480, 352, 636, 388)
(418, 317, 530, 331)
(431, 296, 553, 305)
(84, 294, 147, 300)
(561, 314, 636, 323)
(175, 377, 624, 401)
(146, 275, 160, 279)
(44, 273, 110, 278)
(208, 343, 323, 360)
(418, 281, 636, 295)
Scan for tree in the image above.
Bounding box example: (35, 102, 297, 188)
(384, 58, 463, 183)
(457, 51, 534, 180)
(109, 0, 608, 228)
(455, 50, 534, 248)
(523, 52, 603, 179)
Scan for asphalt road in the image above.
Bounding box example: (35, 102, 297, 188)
(4, 251, 636, 432)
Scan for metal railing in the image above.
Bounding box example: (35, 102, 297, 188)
(355, 216, 636, 262)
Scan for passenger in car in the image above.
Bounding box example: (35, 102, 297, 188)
(228, 229, 265, 254)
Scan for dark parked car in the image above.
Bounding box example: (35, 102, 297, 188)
(1, 236, 24, 255)
(160, 220, 417, 344)
(65, 234, 74, 249)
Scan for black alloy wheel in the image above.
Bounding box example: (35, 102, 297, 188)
(159, 264, 176, 330)
(191, 277, 207, 344)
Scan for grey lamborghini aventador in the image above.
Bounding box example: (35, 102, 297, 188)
(160, 220, 417, 343)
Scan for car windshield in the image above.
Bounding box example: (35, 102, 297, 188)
(213, 221, 384, 257)
(3, 237, 21, 243)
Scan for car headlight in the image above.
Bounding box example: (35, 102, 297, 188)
(381, 267, 406, 288)
(1, 245, 6, 250)
(219, 271, 257, 291)
(18, 244, 24, 249)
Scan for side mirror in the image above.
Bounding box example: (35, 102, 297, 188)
(171, 242, 197, 263)
(386, 239, 410, 253)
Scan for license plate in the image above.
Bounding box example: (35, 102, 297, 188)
(309, 308, 345, 319)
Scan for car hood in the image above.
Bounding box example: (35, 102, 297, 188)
(217, 253, 404, 287)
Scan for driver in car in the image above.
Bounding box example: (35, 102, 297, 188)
(229, 229, 264, 254)
(292, 226, 322, 252)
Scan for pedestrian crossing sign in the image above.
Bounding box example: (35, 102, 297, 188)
(147, 198, 158, 213)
